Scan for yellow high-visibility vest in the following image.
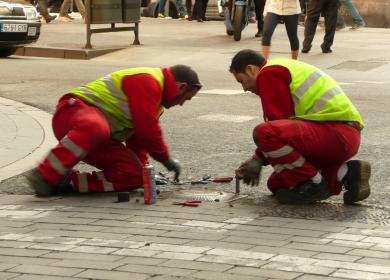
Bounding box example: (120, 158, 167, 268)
(69, 67, 165, 141)
(263, 58, 364, 127)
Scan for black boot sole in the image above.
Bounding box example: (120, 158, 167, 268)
(343, 160, 371, 205)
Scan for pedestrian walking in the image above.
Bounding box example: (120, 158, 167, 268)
(261, 0, 301, 59)
(27, 65, 202, 196)
(301, 0, 338, 53)
(158, 0, 188, 19)
(192, 0, 208, 22)
(230, 49, 371, 205)
(58, 0, 86, 22)
(253, 0, 266, 37)
(37, 0, 56, 23)
(337, 0, 365, 30)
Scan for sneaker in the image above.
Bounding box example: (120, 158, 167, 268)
(350, 23, 365, 30)
(275, 179, 331, 204)
(158, 13, 165, 18)
(343, 160, 371, 204)
(62, 14, 74, 20)
(336, 25, 346, 31)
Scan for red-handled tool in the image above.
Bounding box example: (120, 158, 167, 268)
(172, 200, 202, 207)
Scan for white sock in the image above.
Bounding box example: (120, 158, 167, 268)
(311, 172, 322, 184)
(337, 163, 348, 182)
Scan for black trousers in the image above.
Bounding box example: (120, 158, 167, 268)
(253, 0, 266, 33)
(192, 0, 208, 20)
(302, 0, 338, 51)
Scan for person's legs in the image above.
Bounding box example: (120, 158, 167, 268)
(158, 0, 168, 17)
(72, 141, 143, 192)
(261, 12, 280, 59)
(253, 0, 265, 36)
(74, 0, 85, 18)
(302, 0, 323, 52)
(201, 0, 208, 20)
(176, 0, 188, 17)
(59, 0, 71, 17)
(283, 14, 300, 59)
(185, 0, 192, 19)
(253, 120, 361, 196)
(339, 0, 365, 26)
(30, 96, 110, 196)
(321, 0, 338, 52)
(37, 0, 56, 22)
(336, 8, 346, 29)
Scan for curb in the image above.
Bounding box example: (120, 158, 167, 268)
(0, 98, 56, 182)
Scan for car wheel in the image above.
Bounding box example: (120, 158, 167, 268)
(0, 48, 17, 58)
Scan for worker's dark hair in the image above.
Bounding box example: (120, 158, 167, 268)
(170, 65, 202, 89)
(229, 49, 265, 73)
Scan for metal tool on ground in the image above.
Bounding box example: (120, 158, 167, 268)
(225, 194, 248, 204)
(173, 175, 234, 185)
(172, 200, 202, 207)
(143, 164, 157, 204)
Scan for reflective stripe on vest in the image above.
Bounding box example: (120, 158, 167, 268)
(69, 68, 165, 141)
(263, 58, 364, 127)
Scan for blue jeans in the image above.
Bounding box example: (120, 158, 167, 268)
(158, 0, 187, 15)
(339, 0, 365, 25)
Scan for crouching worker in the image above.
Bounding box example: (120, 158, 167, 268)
(27, 65, 202, 196)
(230, 49, 370, 205)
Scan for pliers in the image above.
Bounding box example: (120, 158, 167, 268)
(172, 200, 202, 207)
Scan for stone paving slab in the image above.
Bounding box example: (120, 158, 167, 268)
(0, 194, 387, 279)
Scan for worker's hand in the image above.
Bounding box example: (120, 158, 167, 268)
(235, 157, 263, 187)
(163, 158, 181, 182)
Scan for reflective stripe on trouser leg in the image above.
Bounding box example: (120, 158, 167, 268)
(253, 121, 318, 192)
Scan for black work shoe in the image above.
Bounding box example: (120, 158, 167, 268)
(321, 43, 332, 53)
(255, 31, 262, 38)
(26, 168, 54, 197)
(26, 169, 74, 197)
(301, 46, 311, 53)
(343, 160, 371, 205)
(275, 179, 330, 204)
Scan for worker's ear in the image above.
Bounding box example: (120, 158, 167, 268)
(176, 82, 187, 95)
(245, 65, 260, 76)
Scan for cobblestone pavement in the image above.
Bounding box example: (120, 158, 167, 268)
(0, 192, 389, 280)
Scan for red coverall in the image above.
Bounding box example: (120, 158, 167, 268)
(254, 63, 361, 196)
(38, 68, 178, 192)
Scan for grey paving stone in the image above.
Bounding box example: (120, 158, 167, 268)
(287, 236, 331, 244)
(0, 247, 50, 257)
(128, 235, 190, 245)
(260, 227, 326, 237)
(285, 242, 353, 254)
(251, 245, 318, 258)
(227, 266, 302, 279)
(313, 252, 362, 262)
(0, 272, 21, 280)
(221, 235, 289, 247)
(115, 256, 166, 266)
(192, 270, 266, 280)
(325, 233, 367, 241)
(281, 222, 347, 233)
(197, 254, 267, 267)
(0, 255, 58, 265)
(162, 231, 226, 241)
(0, 240, 33, 248)
(101, 226, 168, 236)
(0, 220, 33, 228)
(0, 262, 18, 271)
(113, 248, 160, 257)
(206, 248, 274, 260)
(296, 275, 346, 280)
(51, 259, 122, 270)
(329, 239, 375, 249)
(145, 243, 211, 254)
(347, 248, 390, 259)
(356, 257, 390, 266)
(41, 251, 123, 262)
(154, 251, 202, 260)
(71, 212, 132, 220)
(80, 238, 144, 248)
(226, 229, 291, 240)
(262, 261, 335, 276)
(331, 269, 390, 280)
(314, 259, 390, 274)
(145, 223, 189, 232)
(183, 220, 227, 229)
(28, 243, 77, 251)
(35, 217, 97, 225)
(116, 263, 196, 277)
(185, 239, 253, 250)
(69, 245, 119, 254)
(9, 264, 84, 277)
(75, 269, 149, 280)
(160, 259, 233, 271)
(363, 236, 390, 245)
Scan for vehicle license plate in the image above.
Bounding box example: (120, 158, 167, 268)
(27, 26, 36, 36)
(1, 23, 28, 33)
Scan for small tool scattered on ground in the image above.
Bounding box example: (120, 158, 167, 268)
(173, 175, 233, 185)
(172, 200, 202, 207)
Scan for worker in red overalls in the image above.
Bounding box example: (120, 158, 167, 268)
(230, 49, 370, 205)
(27, 65, 202, 196)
